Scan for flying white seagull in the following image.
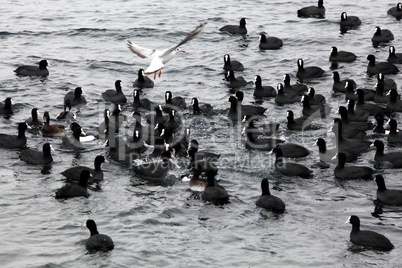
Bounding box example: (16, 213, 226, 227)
(127, 22, 207, 79)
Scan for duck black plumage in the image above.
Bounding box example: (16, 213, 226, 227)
(345, 82, 375, 102)
(146, 106, 168, 128)
(25, 108, 42, 127)
(61, 122, 86, 150)
(256, 179, 285, 212)
(371, 140, 402, 168)
(276, 143, 310, 158)
(367, 54, 399, 75)
(333, 153, 374, 180)
(286, 110, 312, 131)
(275, 83, 300, 105)
(253, 75, 276, 98)
(377, 73, 397, 92)
(387, 2, 402, 20)
(332, 71, 356, 94)
(223, 54, 244, 72)
(109, 104, 126, 133)
(64, 87, 87, 109)
(191, 97, 214, 116)
(159, 125, 175, 145)
(242, 115, 280, 136)
(283, 74, 308, 96)
(373, 113, 386, 134)
(337, 106, 373, 131)
(373, 81, 390, 104)
(133, 69, 154, 88)
(346, 215, 394, 250)
(106, 137, 136, 166)
(85, 219, 114, 252)
(259, 33, 283, 50)
(375, 175, 402, 206)
(387, 46, 402, 64)
(329, 46, 357, 63)
(296, 58, 325, 79)
(355, 89, 388, 116)
(271, 147, 313, 178)
(0, 123, 30, 149)
(346, 99, 370, 122)
(14, 59, 49, 76)
(301, 95, 331, 118)
(219, 18, 247, 34)
(148, 138, 166, 158)
(307, 87, 326, 106)
(19, 143, 53, 165)
(297, 0, 325, 18)
(187, 148, 219, 176)
(242, 126, 284, 151)
(61, 155, 108, 182)
(131, 150, 174, 178)
(133, 89, 152, 110)
(187, 139, 221, 162)
(56, 100, 76, 122)
(202, 169, 229, 204)
(371, 26, 394, 45)
(385, 119, 402, 143)
(55, 170, 90, 199)
(163, 91, 186, 113)
(235, 91, 267, 116)
(102, 80, 127, 104)
(128, 128, 148, 155)
(314, 138, 357, 164)
(226, 70, 247, 88)
(98, 109, 111, 135)
(386, 88, 402, 112)
(227, 96, 258, 123)
(339, 12, 361, 28)
(330, 119, 371, 155)
(164, 109, 181, 130)
(0, 98, 13, 115)
(169, 127, 190, 158)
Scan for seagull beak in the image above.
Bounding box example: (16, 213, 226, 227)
(179, 50, 185, 53)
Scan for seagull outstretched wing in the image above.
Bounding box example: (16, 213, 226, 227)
(127, 22, 207, 78)
(127, 41, 156, 59)
(163, 22, 207, 56)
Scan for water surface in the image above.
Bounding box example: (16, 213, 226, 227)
(0, 0, 401, 267)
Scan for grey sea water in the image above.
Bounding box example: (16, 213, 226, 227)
(0, 0, 401, 267)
